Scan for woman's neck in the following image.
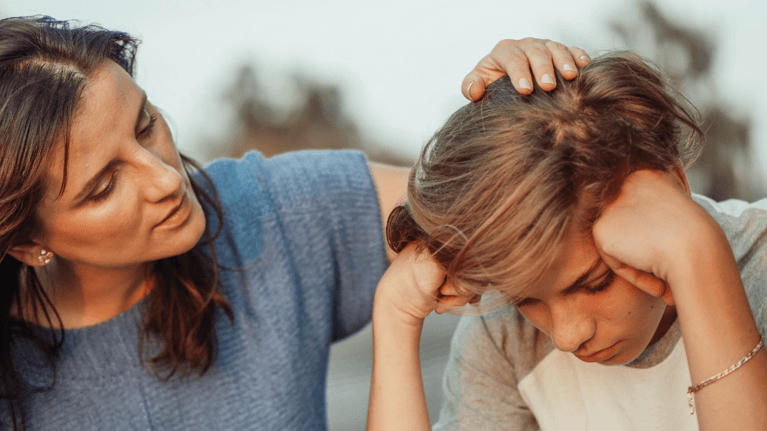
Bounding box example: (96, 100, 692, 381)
(27, 259, 153, 329)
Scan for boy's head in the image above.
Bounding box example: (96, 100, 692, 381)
(387, 52, 702, 363)
(388, 52, 703, 303)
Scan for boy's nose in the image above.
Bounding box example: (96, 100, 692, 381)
(549, 305, 595, 353)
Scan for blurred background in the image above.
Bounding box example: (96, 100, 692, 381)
(3, 0, 766, 428)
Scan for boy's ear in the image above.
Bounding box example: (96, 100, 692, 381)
(7, 243, 50, 267)
(671, 161, 691, 195)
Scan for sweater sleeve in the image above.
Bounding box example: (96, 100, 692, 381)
(202, 150, 387, 343)
(434, 314, 540, 431)
(263, 150, 387, 341)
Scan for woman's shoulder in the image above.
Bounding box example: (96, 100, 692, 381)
(196, 148, 376, 226)
(201, 150, 373, 211)
(201, 149, 370, 183)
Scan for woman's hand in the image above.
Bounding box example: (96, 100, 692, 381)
(374, 243, 476, 327)
(591, 169, 721, 301)
(463, 38, 591, 100)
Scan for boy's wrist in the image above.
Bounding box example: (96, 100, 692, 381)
(373, 289, 428, 332)
(664, 212, 731, 290)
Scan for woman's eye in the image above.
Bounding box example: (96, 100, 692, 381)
(138, 112, 158, 138)
(91, 174, 116, 203)
(583, 270, 616, 294)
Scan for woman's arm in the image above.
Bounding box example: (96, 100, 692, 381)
(593, 169, 767, 431)
(369, 163, 410, 263)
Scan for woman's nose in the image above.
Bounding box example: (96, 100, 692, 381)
(549, 304, 595, 353)
(138, 148, 183, 202)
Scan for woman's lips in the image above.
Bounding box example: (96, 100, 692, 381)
(155, 193, 190, 229)
(574, 341, 620, 363)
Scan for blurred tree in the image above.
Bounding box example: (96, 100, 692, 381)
(202, 64, 412, 166)
(611, 1, 763, 201)
(206, 1, 763, 199)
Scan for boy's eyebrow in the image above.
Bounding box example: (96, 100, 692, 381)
(509, 257, 606, 306)
(561, 257, 604, 295)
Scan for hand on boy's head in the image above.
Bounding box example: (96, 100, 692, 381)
(463, 38, 590, 101)
(592, 169, 722, 302)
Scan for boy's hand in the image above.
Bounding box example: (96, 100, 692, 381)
(374, 243, 477, 327)
(592, 169, 723, 303)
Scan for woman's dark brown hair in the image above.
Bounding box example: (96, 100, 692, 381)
(387, 52, 704, 304)
(0, 16, 232, 429)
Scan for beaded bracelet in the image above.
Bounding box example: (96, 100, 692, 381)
(686, 335, 764, 415)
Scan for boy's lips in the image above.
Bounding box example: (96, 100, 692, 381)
(574, 341, 620, 363)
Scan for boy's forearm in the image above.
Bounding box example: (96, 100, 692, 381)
(671, 224, 767, 430)
(367, 294, 432, 431)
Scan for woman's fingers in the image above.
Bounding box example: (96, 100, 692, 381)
(463, 38, 591, 101)
(492, 41, 537, 94)
(518, 38, 558, 91)
(462, 71, 489, 102)
(544, 40, 586, 80)
(569, 46, 591, 67)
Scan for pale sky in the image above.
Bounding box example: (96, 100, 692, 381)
(3, 0, 766, 166)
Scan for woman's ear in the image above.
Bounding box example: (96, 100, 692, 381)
(7, 243, 52, 267)
(671, 161, 691, 195)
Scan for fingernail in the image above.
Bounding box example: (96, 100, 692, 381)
(467, 81, 475, 100)
(580, 55, 590, 61)
(563, 63, 575, 72)
(518, 78, 532, 90)
(541, 74, 555, 85)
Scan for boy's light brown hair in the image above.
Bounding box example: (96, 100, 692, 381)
(387, 52, 704, 303)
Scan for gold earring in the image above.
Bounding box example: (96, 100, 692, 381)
(37, 249, 53, 265)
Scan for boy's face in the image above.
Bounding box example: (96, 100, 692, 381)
(514, 233, 676, 365)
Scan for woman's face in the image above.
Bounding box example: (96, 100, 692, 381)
(513, 233, 674, 365)
(33, 60, 206, 271)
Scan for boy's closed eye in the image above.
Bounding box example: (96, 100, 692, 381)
(513, 267, 616, 308)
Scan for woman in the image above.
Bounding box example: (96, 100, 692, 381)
(0, 15, 588, 430)
(368, 53, 767, 430)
